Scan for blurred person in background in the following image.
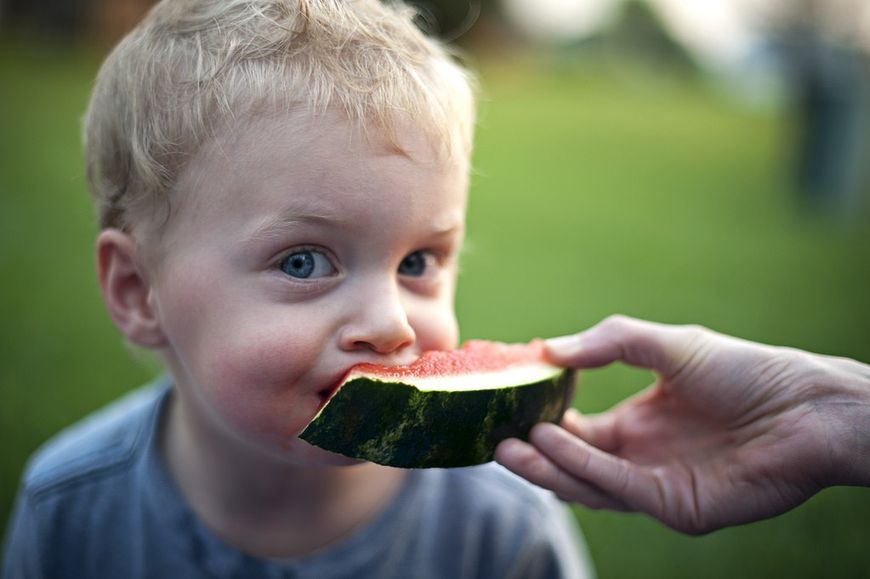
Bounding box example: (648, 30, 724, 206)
(778, 0, 870, 214)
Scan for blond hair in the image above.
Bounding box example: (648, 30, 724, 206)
(83, 0, 476, 234)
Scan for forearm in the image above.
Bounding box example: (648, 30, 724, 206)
(804, 352, 870, 487)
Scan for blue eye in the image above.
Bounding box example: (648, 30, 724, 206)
(279, 250, 335, 279)
(398, 251, 429, 277)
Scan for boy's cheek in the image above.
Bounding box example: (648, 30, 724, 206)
(173, 311, 323, 396)
(411, 303, 459, 353)
(195, 321, 325, 392)
(206, 381, 316, 444)
(185, 328, 331, 444)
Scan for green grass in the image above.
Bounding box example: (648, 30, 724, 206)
(1, 42, 869, 577)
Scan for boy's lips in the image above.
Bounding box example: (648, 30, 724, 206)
(316, 370, 352, 407)
(314, 355, 421, 409)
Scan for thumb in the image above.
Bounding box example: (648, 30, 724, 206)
(546, 315, 704, 378)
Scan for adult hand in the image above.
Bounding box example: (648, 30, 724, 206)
(495, 315, 870, 535)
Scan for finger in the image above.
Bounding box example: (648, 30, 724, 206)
(546, 315, 707, 378)
(494, 438, 631, 512)
(562, 385, 666, 452)
(560, 408, 620, 453)
(529, 423, 663, 517)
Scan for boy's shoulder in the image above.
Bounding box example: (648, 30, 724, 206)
(21, 379, 168, 499)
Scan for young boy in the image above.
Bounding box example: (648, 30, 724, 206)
(3, 1, 592, 577)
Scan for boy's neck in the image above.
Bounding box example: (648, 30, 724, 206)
(159, 388, 408, 558)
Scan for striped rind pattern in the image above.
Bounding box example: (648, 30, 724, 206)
(299, 369, 576, 468)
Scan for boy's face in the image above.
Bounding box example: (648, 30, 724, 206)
(148, 112, 468, 464)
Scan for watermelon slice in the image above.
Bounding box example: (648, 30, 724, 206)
(300, 340, 576, 468)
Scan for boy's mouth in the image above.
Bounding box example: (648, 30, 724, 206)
(315, 355, 422, 410)
(316, 375, 348, 408)
(317, 385, 336, 404)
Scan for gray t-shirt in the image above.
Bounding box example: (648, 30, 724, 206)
(3, 380, 594, 579)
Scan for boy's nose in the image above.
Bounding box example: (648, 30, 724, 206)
(338, 286, 416, 355)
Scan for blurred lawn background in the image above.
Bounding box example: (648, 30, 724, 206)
(2, 2, 870, 577)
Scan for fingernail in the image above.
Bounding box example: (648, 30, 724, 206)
(494, 438, 532, 463)
(529, 421, 561, 444)
(563, 408, 581, 426)
(546, 335, 581, 355)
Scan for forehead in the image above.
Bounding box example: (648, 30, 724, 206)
(162, 110, 469, 246)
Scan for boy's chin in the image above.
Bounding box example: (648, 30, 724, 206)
(279, 437, 366, 468)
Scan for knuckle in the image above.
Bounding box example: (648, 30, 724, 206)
(680, 323, 709, 341)
(602, 314, 631, 330)
(609, 458, 632, 497)
(681, 520, 712, 536)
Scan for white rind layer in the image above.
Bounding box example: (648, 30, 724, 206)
(348, 361, 561, 392)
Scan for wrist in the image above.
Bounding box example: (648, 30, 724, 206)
(803, 352, 870, 487)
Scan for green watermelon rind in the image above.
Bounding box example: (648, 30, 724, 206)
(299, 368, 576, 468)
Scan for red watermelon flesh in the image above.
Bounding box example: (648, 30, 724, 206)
(344, 340, 558, 392)
(351, 339, 548, 379)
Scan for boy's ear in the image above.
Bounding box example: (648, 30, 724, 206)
(96, 229, 167, 348)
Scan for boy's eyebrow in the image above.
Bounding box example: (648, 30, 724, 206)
(427, 222, 464, 237)
(245, 211, 350, 243)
